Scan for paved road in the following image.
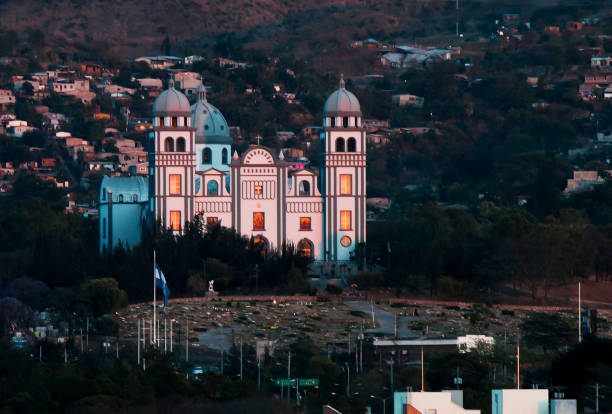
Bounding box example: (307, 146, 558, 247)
(345, 300, 413, 338)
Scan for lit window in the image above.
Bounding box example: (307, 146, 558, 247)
(254, 184, 263, 195)
(340, 210, 351, 231)
(300, 217, 311, 230)
(207, 217, 218, 228)
(253, 212, 265, 230)
(169, 174, 181, 195)
(340, 235, 352, 247)
(340, 174, 352, 195)
(170, 210, 181, 231)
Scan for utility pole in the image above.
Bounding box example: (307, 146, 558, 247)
(138, 318, 140, 365)
(240, 339, 243, 380)
(86, 317, 89, 351)
(421, 347, 424, 392)
(116, 342, 119, 359)
(64, 345, 67, 364)
(579, 282, 582, 343)
(596, 383, 599, 412)
(517, 344, 520, 390)
(220, 349, 224, 374)
(360, 336, 363, 374)
(186, 318, 189, 362)
(164, 319, 167, 353)
(257, 359, 261, 390)
(455, 0, 459, 38)
(346, 362, 350, 397)
(288, 352, 291, 379)
(170, 320, 173, 352)
(80, 328, 83, 353)
(389, 359, 394, 393)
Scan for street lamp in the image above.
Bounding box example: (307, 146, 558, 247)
(370, 394, 388, 414)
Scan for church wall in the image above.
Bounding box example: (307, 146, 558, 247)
(284, 197, 324, 260)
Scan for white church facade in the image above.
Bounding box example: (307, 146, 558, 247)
(99, 78, 366, 261)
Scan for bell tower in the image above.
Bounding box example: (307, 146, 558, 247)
(321, 76, 366, 261)
(150, 80, 196, 233)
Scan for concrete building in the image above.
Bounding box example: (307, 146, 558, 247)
(375, 335, 494, 363)
(491, 389, 548, 414)
(394, 390, 480, 414)
(392, 94, 425, 108)
(550, 399, 576, 414)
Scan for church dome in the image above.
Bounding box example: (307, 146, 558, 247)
(323, 76, 361, 117)
(191, 85, 232, 145)
(152, 81, 191, 117)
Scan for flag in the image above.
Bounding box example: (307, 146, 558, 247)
(154, 264, 170, 314)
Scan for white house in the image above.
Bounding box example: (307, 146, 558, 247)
(394, 390, 480, 414)
(491, 389, 548, 414)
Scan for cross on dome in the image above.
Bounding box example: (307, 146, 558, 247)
(168, 77, 175, 89)
(339, 73, 345, 89)
(198, 83, 207, 102)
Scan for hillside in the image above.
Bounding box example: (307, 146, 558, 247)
(0, 0, 566, 59)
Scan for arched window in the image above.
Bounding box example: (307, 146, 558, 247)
(102, 188, 106, 201)
(335, 138, 345, 152)
(347, 137, 357, 152)
(298, 239, 313, 259)
(222, 148, 228, 164)
(176, 137, 186, 152)
(299, 180, 310, 196)
(203, 148, 212, 163)
(343, 117, 349, 128)
(253, 235, 268, 260)
(102, 218, 106, 238)
(165, 137, 174, 152)
(207, 180, 219, 196)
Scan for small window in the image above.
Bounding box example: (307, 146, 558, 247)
(133, 194, 138, 202)
(254, 184, 263, 195)
(207, 180, 219, 196)
(159, 117, 165, 127)
(172, 117, 177, 127)
(203, 148, 212, 163)
(222, 148, 228, 164)
(298, 239, 313, 258)
(176, 137, 186, 152)
(347, 137, 357, 152)
(335, 138, 345, 152)
(299, 180, 310, 196)
(253, 212, 265, 230)
(165, 137, 174, 152)
(340, 174, 352, 195)
(340, 210, 351, 231)
(343, 117, 349, 128)
(300, 217, 311, 231)
(170, 210, 181, 231)
(330, 117, 335, 127)
(207, 216, 218, 228)
(205, 124, 210, 130)
(340, 235, 352, 247)
(169, 175, 181, 195)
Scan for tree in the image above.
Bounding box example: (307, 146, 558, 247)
(80, 278, 128, 317)
(520, 312, 574, 353)
(160, 35, 171, 56)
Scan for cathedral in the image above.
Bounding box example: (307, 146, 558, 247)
(99, 77, 366, 261)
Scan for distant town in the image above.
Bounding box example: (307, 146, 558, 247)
(1, 1, 612, 413)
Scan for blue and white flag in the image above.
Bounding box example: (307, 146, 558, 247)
(155, 264, 170, 314)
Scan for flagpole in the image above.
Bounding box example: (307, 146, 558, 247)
(153, 250, 156, 345)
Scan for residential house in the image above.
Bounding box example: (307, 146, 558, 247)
(563, 170, 611, 194)
(136, 78, 163, 90)
(363, 119, 390, 132)
(0, 89, 15, 109)
(6, 120, 36, 137)
(276, 131, 295, 141)
(392, 94, 425, 108)
(591, 56, 612, 69)
(134, 56, 183, 70)
(565, 21, 583, 31)
(49, 79, 96, 104)
(301, 126, 323, 139)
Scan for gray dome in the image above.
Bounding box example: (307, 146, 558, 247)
(191, 85, 232, 145)
(323, 77, 361, 117)
(152, 83, 191, 116)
